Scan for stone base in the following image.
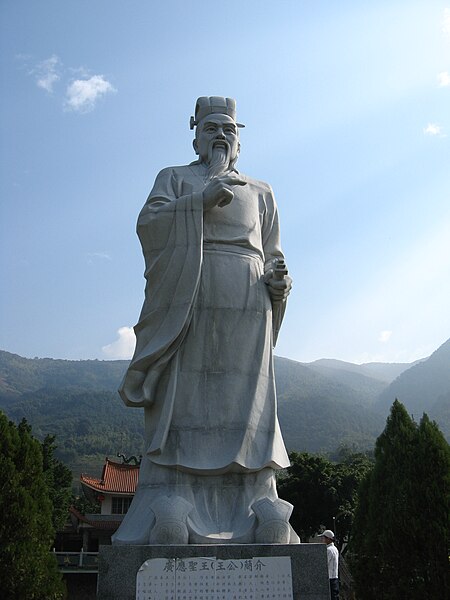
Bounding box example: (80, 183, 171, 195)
(97, 543, 330, 599)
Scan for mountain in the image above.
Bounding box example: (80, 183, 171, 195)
(373, 338, 450, 438)
(0, 350, 127, 397)
(308, 358, 419, 384)
(275, 358, 385, 452)
(303, 360, 388, 405)
(0, 351, 136, 480)
(1, 344, 448, 481)
(359, 360, 424, 382)
(0, 386, 145, 480)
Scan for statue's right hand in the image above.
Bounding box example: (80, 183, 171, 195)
(202, 176, 247, 211)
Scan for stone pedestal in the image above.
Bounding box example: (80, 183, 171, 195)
(97, 543, 330, 600)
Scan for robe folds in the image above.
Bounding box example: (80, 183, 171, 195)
(114, 162, 291, 544)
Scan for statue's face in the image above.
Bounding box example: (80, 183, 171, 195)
(194, 114, 239, 165)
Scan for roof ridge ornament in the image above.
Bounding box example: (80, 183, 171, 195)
(116, 452, 142, 465)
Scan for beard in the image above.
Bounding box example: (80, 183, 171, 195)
(206, 142, 231, 181)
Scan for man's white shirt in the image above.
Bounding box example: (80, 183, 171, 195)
(327, 542, 339, 579)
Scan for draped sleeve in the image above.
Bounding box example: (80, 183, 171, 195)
(119, 168, 204, 407)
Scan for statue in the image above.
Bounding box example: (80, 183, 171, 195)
(112, 97, 299, 545)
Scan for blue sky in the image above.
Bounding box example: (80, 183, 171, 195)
(1, 0, 449, 365)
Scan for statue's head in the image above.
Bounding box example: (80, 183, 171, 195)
(191, 97, 244, 169)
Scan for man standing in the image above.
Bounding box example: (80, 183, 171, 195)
(113, 97, 297, 545)
(321, 529, 340, 599)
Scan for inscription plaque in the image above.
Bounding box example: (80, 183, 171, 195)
(136, 556, 293, 599)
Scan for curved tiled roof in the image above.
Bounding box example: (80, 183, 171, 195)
(80, 458, 139, 494)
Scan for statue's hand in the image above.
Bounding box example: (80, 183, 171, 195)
(264, 270, 293, 301)
(202, 175, 247, 210)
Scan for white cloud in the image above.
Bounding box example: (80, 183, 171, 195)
(15, 53, 33, 62)
(65, 75, 116, 113)
(86, 251, 112, 264)
(423, 123, 442, 136)
(33, 55, 61, 93)
(442, 8, 450, 36)
(19, 55, 116, 112)
(378, 330, 392, 343)
(102, 327, 135, 360)
(68, 66, 91, 78)
(438, 71, 450, 86)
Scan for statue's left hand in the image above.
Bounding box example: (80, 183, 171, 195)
(263, 270, 293, 301)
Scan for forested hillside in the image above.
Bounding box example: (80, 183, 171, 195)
(0, 387, 144, 480)
(274, 358, 386, 451)
(1, 344, 448, 481)
(0, 351, 126, 396)
(308, 358, 419, 384)
(374, 338, 450, 438)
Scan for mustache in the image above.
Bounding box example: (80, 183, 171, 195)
(207, 138, 230, 162)
(206, 142, 231, 181)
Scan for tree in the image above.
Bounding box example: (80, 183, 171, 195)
(411, 414, 450, 596)
(277, 450, 372, 544)
(0, 413, 65, 599)
(349, 400, 450, 599)
(278, 452, 335, 540)
(42, 434, 73, 529)
(331, 451, 373, 547)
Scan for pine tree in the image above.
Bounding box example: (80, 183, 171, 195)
(0, 413, 65, 599)
(349, 400, 450, 599)
(411, 414, 450, 597)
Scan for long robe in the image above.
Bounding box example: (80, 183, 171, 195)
(113, 162, 290, 544)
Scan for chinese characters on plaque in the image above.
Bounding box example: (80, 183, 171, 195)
(136, 556, 293, 599)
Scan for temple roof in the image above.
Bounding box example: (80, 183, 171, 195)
(80, 458, 139, 494)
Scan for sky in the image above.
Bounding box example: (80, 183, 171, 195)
(1, 0, 449, 365)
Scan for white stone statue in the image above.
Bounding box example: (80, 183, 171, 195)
(112, 97, 299, 545)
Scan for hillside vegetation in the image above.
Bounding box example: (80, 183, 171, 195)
(1, 341, 448, 480)
(374, 338, 450, 439)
